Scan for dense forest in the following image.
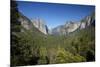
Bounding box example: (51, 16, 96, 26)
(11, 1, 95, 66)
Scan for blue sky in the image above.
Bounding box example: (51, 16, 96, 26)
(17, 1, 95, 29)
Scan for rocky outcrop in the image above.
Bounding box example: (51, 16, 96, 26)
(51, 12, 95, 35)
(51, 21, 80, 35)
(18, 13, 48, 34)
(64, 21, 80, 33)
(31, 18, 48, 34)
(79, 12, 95, 29)
(18, 12, 33, 31)
(18, 11, 94, 36)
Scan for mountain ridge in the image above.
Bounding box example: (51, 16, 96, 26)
(18, 12, 49, 35)
(51, 12, 95, 36)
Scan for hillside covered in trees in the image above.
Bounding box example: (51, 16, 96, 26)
(11, 0, 95, 66)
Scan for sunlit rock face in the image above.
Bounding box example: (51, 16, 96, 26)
(79, 14, 95, 29)
(80, 22, 86, 29)
(18, 13, 33, 31)
(64, 21, 80, 33)
(18, 11, 94, 35)
(79, 16, 91, 29)
(31, 18, 48, 34)
(51, 21, 80, 35)
(18, 13, 48, 34)
(51, 12, 95, 36)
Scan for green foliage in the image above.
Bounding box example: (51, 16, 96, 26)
(38, 47, 48, 64)
(55, 47, 86, 63)
(11, 20, 95, 66)
(11, 1, 95, 66)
